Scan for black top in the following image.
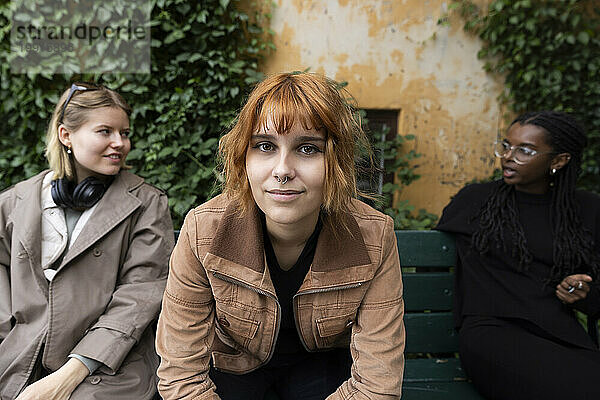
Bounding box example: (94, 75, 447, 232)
(262, 214, 322, 355)
(437, 180, 600, 350)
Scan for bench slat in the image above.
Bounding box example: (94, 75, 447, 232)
(396, 230, 456, 267)
(402, 272, 453, 311)
(404, 358, 466, 382)
(402, 381, 483, 399)
(404, 312, 458, 353)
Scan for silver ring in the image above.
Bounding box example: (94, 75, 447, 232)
(567, 285, 575, 294)
(577, 281, 583, 290)
(281, 176, 288, 185)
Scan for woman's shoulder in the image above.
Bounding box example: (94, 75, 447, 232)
(180, 194, 230, 232)
(177, 195, 244, 256)
(0, 184, 17, 213)
(347, 198, 393, 240)
(441, 180, 500, 213)
(451, 180, 500, 204)
(0, 183, 16, 201)
(574, 189, 600, 227)
(0, 170, 48, 202)
(572, 190, 600, 242)
(348, 198, 390, 222)
(574, 189, 600, 207)
(118, 171, 167, 201)
(436, 180, 499, 233)
(348, 198, 394, 234)
(188, 194, 229, 219)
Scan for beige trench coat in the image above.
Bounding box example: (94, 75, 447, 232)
(0, 170, 174, 400)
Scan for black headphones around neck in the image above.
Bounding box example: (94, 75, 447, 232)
(51, 176, 111, 209)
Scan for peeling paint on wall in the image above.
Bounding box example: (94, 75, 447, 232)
(262, 0, 504, 216)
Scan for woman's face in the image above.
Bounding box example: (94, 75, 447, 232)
(59, 106, 131, 183)
(245, 118, 326, 231)
(500, 123, 556, 194)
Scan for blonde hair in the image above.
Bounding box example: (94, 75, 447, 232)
(45, 82, 132, 180)
(218, 72, 372, 224)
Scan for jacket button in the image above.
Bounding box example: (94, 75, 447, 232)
(345, 320, 354, 328)
(92, 248, 102, 257)
(218, 316, 230, 327)
(90, 376, 101, 385)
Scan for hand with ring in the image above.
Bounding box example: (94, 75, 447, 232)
(555, 274, 592, 304)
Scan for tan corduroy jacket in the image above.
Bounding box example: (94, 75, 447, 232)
(0, 170, 174, 400)
(156, 194, 405, 399)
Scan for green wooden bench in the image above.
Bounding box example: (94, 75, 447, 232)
(397, 229, 599, 399)
(397, 230, 483, 399)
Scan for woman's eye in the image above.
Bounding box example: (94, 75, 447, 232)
(98, 129, 110, 135)
(517, 147, 536, 156)
(299, 145, 320, 155)
(121, 131, 130, 138)
(256, 142, 274, 152)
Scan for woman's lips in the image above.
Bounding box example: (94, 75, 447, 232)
(503, 167, 516, 178)
(267, 190, 302, 202)
(104, 154, 122, 163)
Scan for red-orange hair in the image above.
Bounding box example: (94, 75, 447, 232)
(219, 72, 372, 223)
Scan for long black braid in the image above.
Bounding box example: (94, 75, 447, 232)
(472, 110, 600, 284)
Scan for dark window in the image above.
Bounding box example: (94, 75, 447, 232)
(359, 109, 400, 197)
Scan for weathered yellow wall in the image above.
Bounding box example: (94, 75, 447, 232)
(260, 0, 505, 217)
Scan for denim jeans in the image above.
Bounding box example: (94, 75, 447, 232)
(209, 348, 352, 400)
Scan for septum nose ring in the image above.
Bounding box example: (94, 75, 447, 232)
(276, 176, 289, 185)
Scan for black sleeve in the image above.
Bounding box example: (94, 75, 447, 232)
(572, 284, 600, 317)
(436, 181, 497, 235)
(436, 182, 498, 329)
(572, 190, 600, 317)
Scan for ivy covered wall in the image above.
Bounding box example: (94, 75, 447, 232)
(0, 0, 272, 228)
(454, 0, 600, 191)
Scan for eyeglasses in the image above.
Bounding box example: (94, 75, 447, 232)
(494, 141, 556, 165)
(59, 83, 99, 123)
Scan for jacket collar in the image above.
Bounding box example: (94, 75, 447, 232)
(11, 170, 145, 291)
(58, 171, 143, 269)
(205, 200, 373, 292)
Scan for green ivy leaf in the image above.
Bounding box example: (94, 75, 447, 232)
(577, 31, 589, 45)
(457, 0, 600, 193)
(0, 0, 275, 229)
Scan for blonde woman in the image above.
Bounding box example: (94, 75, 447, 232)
(156, 72, 405, 399)
(0, 83, 174, 399)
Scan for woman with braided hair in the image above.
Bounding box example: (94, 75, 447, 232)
(437, 111, 600, 400)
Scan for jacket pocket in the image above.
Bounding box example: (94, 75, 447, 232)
(316, 312, 356, 338)
(215, 307, 259, 349)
